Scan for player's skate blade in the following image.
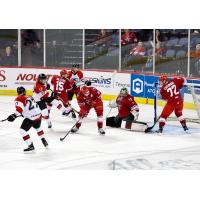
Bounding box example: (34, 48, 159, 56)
(98, 128, 105, 135)
(23, 143, 35, 153)
(155, 128, 163, 136)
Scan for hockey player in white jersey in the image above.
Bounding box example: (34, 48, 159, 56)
(7, 86, 48, 153)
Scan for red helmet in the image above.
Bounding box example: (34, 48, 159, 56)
(81, 86, 90, 96)
(159, 75, 168, 85)
(60, 69, 68, 77)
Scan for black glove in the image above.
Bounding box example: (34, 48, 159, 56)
(72, 83, 77, 90)
(85, 80, 92, 86)
(46, 83, 50, 90)
(51, 92, 58, 98)
(7, 114, 17, 122)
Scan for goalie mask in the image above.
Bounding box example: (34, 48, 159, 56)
(120, 88, 129, 96)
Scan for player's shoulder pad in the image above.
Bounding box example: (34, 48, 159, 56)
(15, 95, 27, 106)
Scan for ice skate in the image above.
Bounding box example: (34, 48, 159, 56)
(182, 125, 190, 134)
(98, 128, 106, 135)
(41, 138, 48, 148)
(71, 126, 79, 133)
(156, 128, 163, 136)
(48, 121, 52, 129)
(23, 143, 35, 153)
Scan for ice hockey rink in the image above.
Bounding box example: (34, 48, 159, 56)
(0, 96, 200, 170)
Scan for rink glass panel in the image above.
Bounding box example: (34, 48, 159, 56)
(189, 30, 200, 78)
(46, 29, 83, 68)
(21, 29, 44, 66)
(0, 30, 18, 66)
(84, 29, 119, 70)
(155, 29, 188, 76)
(121, 29, 153, 73)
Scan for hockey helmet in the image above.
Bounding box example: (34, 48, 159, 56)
(81, 86, 90, 96)
(159, 75, 168, 86)
(72, 63, 80, 68)
(17, 86, 26, 95)
(60, 69, 68, 77)
(120, 88, 129, 96)
(72, 63, 80, 73)
(38, 73, 47, 84)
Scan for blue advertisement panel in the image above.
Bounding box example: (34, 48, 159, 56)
(131, 74, 158, 99)
(144, 75, 159, 99)
(130, 74, 145, 97)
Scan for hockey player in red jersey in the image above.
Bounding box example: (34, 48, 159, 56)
(71, 83, 105, 135)
(106, 88, 140, 129)
(157, 75, 188, 133)
(33, 73, 70, 128)
(67, 64, 84, 118)
(49, 69, 73, 115)
(7, 87, 48, 152)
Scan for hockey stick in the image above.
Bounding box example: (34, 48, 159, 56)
(60, 117, 83, 142)
(145, 116, 160, 133)
(106, 107, 113, 118)
(0, 115, 22, 122)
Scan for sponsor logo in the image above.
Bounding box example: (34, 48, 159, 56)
(132, 78, 143, 94)
(0, 70, 6, 81)
(16, 73, 53, 81)
(85, 76, 112, 85)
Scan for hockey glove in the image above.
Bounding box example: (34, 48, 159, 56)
(7, 114, 17, 122)
(85, 80, 92, 86)
(51, 92, 58, 98)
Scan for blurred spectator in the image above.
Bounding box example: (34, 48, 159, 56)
(155, 42, 164, 56)
(129, 41, 146, 56)
(95, 29, 111, 46)
(121, 29, 138, 46)
(21, 29, 41, 48)
(156, 29, 164, 43)
(189, 43, 200, 58)
(0, 46, 16, 66)
(191, 30, 200, 36)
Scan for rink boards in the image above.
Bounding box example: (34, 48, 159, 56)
(0, 66, 199, 109)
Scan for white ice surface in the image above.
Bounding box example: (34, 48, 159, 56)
(0, 96, 200, 170)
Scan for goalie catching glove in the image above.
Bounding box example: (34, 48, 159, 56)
(108, 100, 118, 108)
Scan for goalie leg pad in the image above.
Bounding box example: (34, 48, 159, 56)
(121, 121, 148, 132)
(106, 116, 122, 127)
